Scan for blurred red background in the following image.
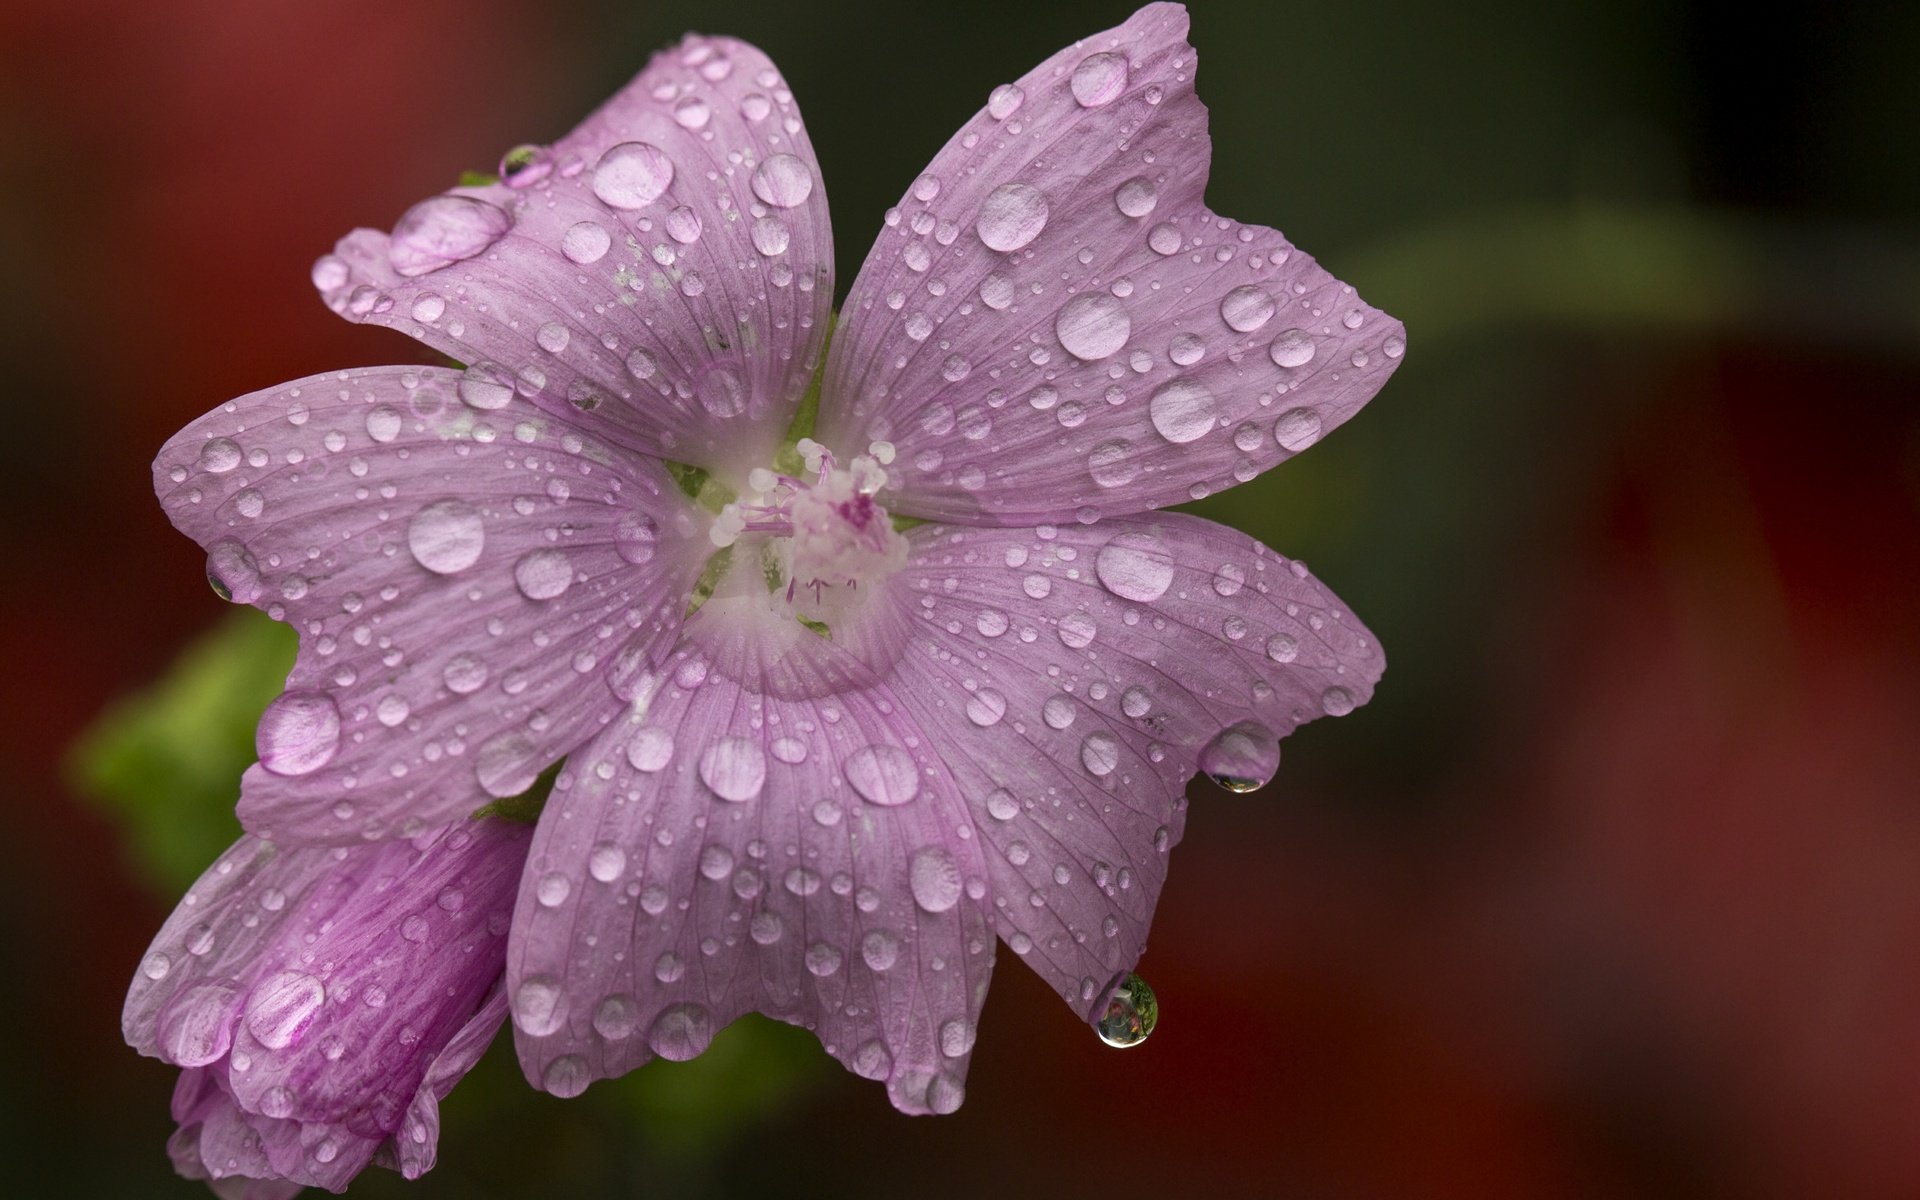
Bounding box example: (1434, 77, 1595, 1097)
(2, 1, 1916, 1196)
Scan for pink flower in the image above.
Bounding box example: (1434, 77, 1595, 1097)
(123, 821, 529, 1193)
(152, 3, 1400, 1119)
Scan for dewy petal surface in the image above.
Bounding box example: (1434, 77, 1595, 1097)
(126, 821, 528, 1192)
(508, 611, 993, 1115)
(312, 34, 834, 476)
(886, 513, 1382, 1014)
(153, 366, 704, 843)
(819, 2, 1402, 524)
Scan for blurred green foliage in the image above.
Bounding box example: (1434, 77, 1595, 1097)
(68, 607, 295, 895)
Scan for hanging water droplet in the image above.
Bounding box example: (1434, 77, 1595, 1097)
(1198, 720, 1280, 792)
(976, 182, 1048, 252)
(1095, 971, 1158, 1048)
(647, 1002, 714, 1060)
(386, 195, 513, 277)
(592, 142, 675, 209)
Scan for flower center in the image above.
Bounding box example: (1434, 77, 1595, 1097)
(708, 439, 907, 628)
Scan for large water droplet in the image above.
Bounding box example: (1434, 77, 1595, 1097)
(987, 83, 1025, 120)
(1071, 51, 1130, 108)
(407, 499, 485, 575)
(387, 195, 512, 277)
(1148, 378, 1217, 444)
(476, 731, 539, 798)
(614, 512, 659, 565)
(1198, 720, 1280, 792)
(257, 691, 341, 776)
(1096, 531, 1175, 602)
(751, 153, 814, 208)
(751, 216, 790, 256)
(513, 975, 566, 1036)
(846, 743, 920, 806)
(1273, 407, 1323, 452)
(699, 737, 766, 802)
(206, 539, 263, 604)
(1088, 439, 1139, 489)
(514, 549, 573, 600)
(562, 220, 611, 265)
(909, 846, 962, 913)
(197, 437, 241, 474)
(967, 688, 1007, 727)
(592, 142, 675, 209)
(243, 970, 325, 1050)
(1095, 972, 1157, 1047)
(157, 983, 240, 1067)
(1080, 731, 1121, 777)
(593, 993, 640, 1040)
(1055, 293, 1131, 360)
(648, 1002, 714, 1060)
(976, 182, 1048, 252)
(1114, 176, 1158, 218)
(1268, 328, 1315, 368)
(1219, 285, 1276, 333)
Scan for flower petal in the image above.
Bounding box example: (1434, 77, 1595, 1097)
(312, 34, 834, 474)
(818, 2, 1401, 523)
(884, 513, 1381, 1016)
(129, 820, 527, 1192)
(153, 366, 703, 842)
(507, 614, 993, 1115)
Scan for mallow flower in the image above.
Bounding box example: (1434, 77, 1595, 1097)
(150, 3, 1400, 1120)
(122, 819, 530, 1193)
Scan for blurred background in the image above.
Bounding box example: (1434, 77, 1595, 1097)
(3, 0, 1917, 1195)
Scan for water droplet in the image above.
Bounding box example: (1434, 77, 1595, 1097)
(257, 691, 341, 776)
(513, 975, 566, 1036)
(1055, 293, 1131, 360)
(846, 743, 920, 806)
(1096, 531, 1175, 602)
(751, 153, 814, 208)
(593, 993, 640, 1040)
(699, 737, 766, 802)
(206, 539, 263, 604)
(967, 688, 1007, 727)
(627, 727, 674, 772)
(1273, 407, 1323, 451)
(1121, 685, 1153, 718)
(514, 549, 573, 600)
(243, 970, 325, 1050)
(805, 942, 843, 977)
(498, 143, 552, 188)
(592, 142, 675, 209)
(664, 205, 702, 244)
(1149, 379, 1217, 444)
(1071, 51, 1129, 108)
(1081, 731, 1121, 776)
(648, 1002, 714, 1060)
(411, 293, 446, 323)
(1148, 222, 1182, 255)
(979, 274, 1015, 310)
(197, 437, 241, 474)
(543, 1054, 591, 1097)
(751, 216, 790, 256)
(1219, 285, 1275, 333)
(562, 220, 611, 264)
(985, 789, 1020, 821)
(588, 841, 628, 883)
(852, 1039, 893, 1080)
(939, 1017, 976, 1057)
(909, 846, 962, 913)
(1095, 972, 1157, 1047)
(1321, 686, 1356, 717)
(1043, 695, 1077, 730)
(458, 366, 513, 411)
(1198, 720, 1280, 792)
(157, 983, 240, 1067)
(615, 512, 659, 565)
(407, 499, 485, 575)
(987, 83, 1025, 120)
(536, 871, 572, 908)
(475, 731, 539, 798)
(1268, 328, 1315, 368)
(536, 321, 571, 353)
(1212, 562, 1246, 597)
(443, 653, 488, 694)
(365, 405, 403, 442)
(387, 195, 512, 277)
(1086, 439, 1141, 489)
(1114, 176, 1157, 218)
(673, 94, 712, 129)
(976, 182, 1048, 252)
